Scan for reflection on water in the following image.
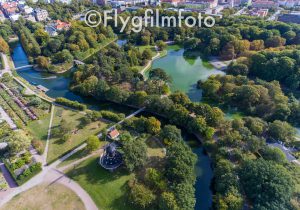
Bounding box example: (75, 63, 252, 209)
(150, 46, 225, 102)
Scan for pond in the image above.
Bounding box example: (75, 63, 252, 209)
(149, 45, 225, 102)
(12, 41, 213, 210)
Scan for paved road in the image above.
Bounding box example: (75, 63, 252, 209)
(0, 145, 99, 210)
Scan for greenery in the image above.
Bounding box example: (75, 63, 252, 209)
(65, 156, 136, 210)
(55, 97, 87, 110)
(239, 159, 294, 209)
(47, 106, 107, 163)
(86, 135, 100, 152)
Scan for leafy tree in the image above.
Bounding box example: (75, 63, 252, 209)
(86, 135, 100, 152)
(123, 138, 147, 172)
(268, 120, 295, 143)
(146, 116, 161, 135)
(159, 192, 179, 210)
(142, 48, 152, 60)
(36, 56, 50, 69)
(239, 159, 294, 209)
(260, 147, 286, 164)
(129, 182, 156, 209)
(159, 125, 182, 145)
(0, 36, 9, 54)
(156, 40, 167, 51)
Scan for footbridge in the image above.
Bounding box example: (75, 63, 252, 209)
(15, 65, 33, 70)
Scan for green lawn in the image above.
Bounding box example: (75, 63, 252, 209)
(47, 106, 107, 163)
(65, 156, 136, 210)
(26, 112, 51, 152)
(57, 140, 107, 168)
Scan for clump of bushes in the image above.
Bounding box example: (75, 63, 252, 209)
(55, 97, 87, 110)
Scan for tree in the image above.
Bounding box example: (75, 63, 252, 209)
(261, 147, 286, 164)
(265, 36, 286, 48)
(166, 141, 197, 183)
(239, 159, 294, 209)
(129, 182, 156, 209)
(268, 120, 295, 143)
(142, 48, 152, 60)
(145, 168, 166, 191)
(86, 135, 100, 152)
(183, 38, 200, 50)
(28, 97, 42, 106)
(0, 36, 9, 54)
(227, 63, 249, 76)
(156, 40, 167, 51)
(36, 56, 50, 70)
(159, 125, 182, 145)
(122, 138, 147, 172)
(146, 117, 161, 135)
(250, 40, 264, 51)
(159, 192, 179, 210)
(149, 68, 171, 82)
(34, 28, 49, 45)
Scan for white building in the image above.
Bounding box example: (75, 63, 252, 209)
(34, 8, 48, 21)
(9, 14, 20, 22)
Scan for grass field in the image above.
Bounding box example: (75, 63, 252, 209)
(65, 156, 136, 210)
(26, 113, 51, 152)
(57, 140, 107, 168)
(0, 183, 85, 210)
(47, 106, 107, 163)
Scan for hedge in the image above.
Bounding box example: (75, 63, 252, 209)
(55, 97, 87, 110)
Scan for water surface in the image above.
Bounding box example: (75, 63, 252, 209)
(150, 46, 225, 101)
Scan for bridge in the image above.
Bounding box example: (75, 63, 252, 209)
(97, 107, 146, 138)
(74, 60, 85, 65)
(15, 65, 33, 70)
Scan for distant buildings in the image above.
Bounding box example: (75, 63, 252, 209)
(34, 8, 49, 22)
(23, 14, 36, 22)
(249, 8, 268, 17)
(45, 20, 71, 36)
(1, 1, 18, 16)
(279, 0, 300, 8)
(278, 12, 300, 23)
(252, 0, 279, 8)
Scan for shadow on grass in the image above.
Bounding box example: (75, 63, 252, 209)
(66, 158, 127, 185)
(65, 157, 137, 210)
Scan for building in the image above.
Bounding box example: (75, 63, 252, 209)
(107, 129, 120, 140)
(278, 12, 300, 24)
(24, 14, 36, 22)
(110, 0, 151, 7)
(99, 143, 123, 171)
(252, 0, 279, 8)
(249, 8, 268, 17)
(45, 20, 71, 36)
(1, 2, 18, 16)
(34, 8, 48, 21)
(55, 20, 71, 31)
(9, 14, 20, 22)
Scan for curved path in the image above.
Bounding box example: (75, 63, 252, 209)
(0, 146, 99, 210)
